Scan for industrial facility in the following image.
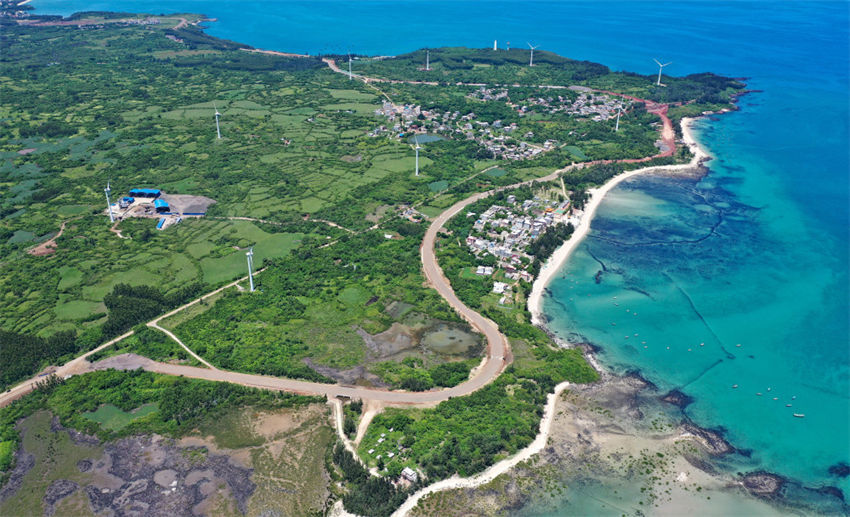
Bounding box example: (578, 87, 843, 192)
(105, 185, 215, 231)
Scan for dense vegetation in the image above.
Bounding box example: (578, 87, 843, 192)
(332, 443, 414, 517)
(358, 47, 746, 105)
(372, 357, 478, 391)
(0, 330, 76, 389)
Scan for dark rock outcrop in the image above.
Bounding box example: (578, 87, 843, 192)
(742, 470, 785, 497)
(660, 389, 694, 409)
(681, 422, 734, 456)
(829, 462, 850, 478)
(44, 480, 79, 517)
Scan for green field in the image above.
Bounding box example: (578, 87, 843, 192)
(83, 403, 159, 431)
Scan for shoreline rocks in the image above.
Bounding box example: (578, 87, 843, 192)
(742, 470, 785, 497)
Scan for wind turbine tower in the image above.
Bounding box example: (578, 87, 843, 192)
(425, 49, 430, 71)
(528, 42, 539, 66)
(493, 39, 498, 51)
(348, 54, 353, 80)
(653, 58, 672, 86)
(246, 247, 255, 292)
(214, 103, 222, 139)
(615, 108, 622, 132)
(104, 181, 114, 223)
(414, 136, 421, 176)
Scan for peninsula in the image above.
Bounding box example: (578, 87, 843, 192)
(0, 9, 776, 517)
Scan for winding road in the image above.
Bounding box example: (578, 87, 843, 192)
(0, 57, 678, 411)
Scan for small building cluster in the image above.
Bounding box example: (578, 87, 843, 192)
(465, 191, 580, 299)
(365, 427, 421, 484)
(370, 84, 629, 163)
(506, 86, 631, 122)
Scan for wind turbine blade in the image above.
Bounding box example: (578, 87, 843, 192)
(653, 58, 662, 66)
(663, 62, 672, 67)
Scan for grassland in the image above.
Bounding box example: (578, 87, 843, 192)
(83, 402, 159, 431)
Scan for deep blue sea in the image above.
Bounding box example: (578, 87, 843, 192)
(31, 0, 850, 512)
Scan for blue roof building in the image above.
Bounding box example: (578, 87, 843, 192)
(154, 199, 169, 212)
(129, 188, 161, 198)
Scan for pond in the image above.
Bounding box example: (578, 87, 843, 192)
(407, 134, 444, 144)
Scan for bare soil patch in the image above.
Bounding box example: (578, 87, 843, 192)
(159, 193, 217, 214)
(340, 154, 363, 163)
(27, 220, 66, 257)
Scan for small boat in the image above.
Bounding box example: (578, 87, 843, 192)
(732, 385, 738, 389)
(792, 396, 797, 400)
(793, 413, 805, 418)
(786, 404, 792, 407)
(756, 392, 763, 396)
(772, 397, 778, 401)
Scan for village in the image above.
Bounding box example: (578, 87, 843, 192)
(371, 84, 632, 161)
(465, 189, 580, 305)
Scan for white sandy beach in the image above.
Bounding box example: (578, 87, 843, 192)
(528, 117, 710, 326)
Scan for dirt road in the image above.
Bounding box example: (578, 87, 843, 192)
(27, 220, 66, 256)
(0, 52, 678, 411)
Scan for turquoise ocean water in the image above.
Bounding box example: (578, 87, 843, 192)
(30, 0, 850, 510)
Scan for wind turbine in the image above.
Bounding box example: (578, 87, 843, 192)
(506, 41, 511, 51)
(104, 180, 114, 223)
(214, 103, 222, 139)
(615, 108, 622, 132)
(653, 58, 672, 86)
(246, 247, 255, 292)
(528, 42, 539, 66)
(414, 135, 421, 176)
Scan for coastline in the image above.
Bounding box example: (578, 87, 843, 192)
(527, 116, 710, 326)
(387, 118, 713, 516)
